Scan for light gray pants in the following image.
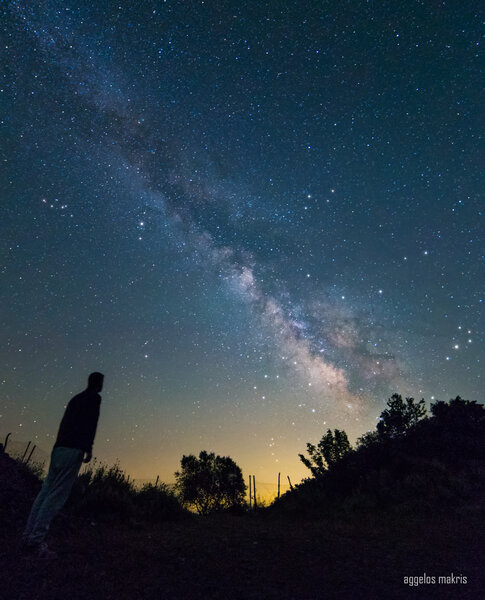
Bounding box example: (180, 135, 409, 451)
(23, 446, 83, 546)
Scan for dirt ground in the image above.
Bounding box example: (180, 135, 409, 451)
(1, 451, 483, 599)
(1, 507, 483, 600)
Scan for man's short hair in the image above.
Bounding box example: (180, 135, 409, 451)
(88, 372, 104, 388)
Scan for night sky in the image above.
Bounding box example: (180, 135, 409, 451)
(1, 1, 483, 484)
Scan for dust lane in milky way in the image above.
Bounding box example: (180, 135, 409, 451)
(1, 1, 482, 482)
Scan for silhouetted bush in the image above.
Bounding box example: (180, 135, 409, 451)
(67, 462, 188, 523)
(355, 430, 380, 449)
(0, 451, 42, 532)
(68, 462, 137, 522)
(135, 482, 187, 521)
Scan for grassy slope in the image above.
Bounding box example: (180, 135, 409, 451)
(0, 450, 483, 600)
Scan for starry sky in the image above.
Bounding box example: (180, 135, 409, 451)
(1, 1, 483, 484)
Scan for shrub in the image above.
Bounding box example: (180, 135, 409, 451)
(68, 461, 137, 522)
(135, 482, 188, 521)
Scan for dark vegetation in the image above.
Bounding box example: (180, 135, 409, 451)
(273, 395, 484, 518)
(175, 450, 247, 514)
(68, 461, 188, 523)
(298, 428, 352, 477)
(1, 394, 484, 599)
(274, 395, 485, 519)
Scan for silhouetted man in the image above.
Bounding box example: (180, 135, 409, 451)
(21, 372, 104, 558)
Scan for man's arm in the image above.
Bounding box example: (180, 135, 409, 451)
(83, 395, 100, 462)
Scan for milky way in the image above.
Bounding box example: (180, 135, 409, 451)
(1, 1, 482, 482)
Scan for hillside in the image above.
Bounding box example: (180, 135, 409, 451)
(271, 398, 485, 520)
(0, 445, 483, 600)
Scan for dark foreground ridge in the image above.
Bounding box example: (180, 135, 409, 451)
(1, 449, 483, 600)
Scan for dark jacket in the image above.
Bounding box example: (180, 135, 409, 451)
(54, 389, 101, 453)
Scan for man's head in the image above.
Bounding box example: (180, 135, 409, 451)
(87, 372, 104, 393)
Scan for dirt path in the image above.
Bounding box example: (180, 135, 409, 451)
(1, 510, 483, 600)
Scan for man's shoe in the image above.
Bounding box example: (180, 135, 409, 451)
(20, 540, 57, 560)
(37, 543, 57, 560)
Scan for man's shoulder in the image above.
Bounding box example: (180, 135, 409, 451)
(69, 389, 101, 406)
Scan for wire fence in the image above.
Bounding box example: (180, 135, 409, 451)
(247, 479, 292, 504)
(130, 478, 292, 504)
(2, 434, 293, 505)
(0, 434, 49, 469)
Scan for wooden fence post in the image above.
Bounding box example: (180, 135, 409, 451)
(277, 472, 281, 499)
(21, 441, 31, 462)
(253, 475, 257, 508)
(248, 475, 252, 509)
(25, 445, 36, 465)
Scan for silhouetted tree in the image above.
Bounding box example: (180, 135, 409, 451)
(427, 396, 485, 460)
(299, 429, 352, 477)
(431, 396, 484, 424)
(175, 451, 246, 514)
(376, 394, 426, 438)
(356, 430, 380, 449)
